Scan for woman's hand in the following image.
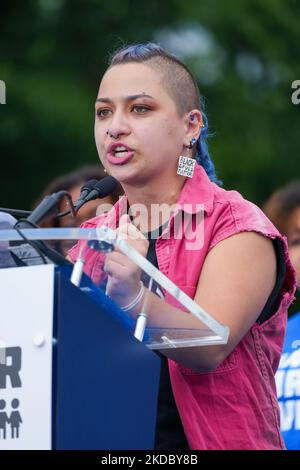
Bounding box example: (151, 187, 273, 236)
(104, 214, 149, 309)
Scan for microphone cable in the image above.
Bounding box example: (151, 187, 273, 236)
(14, 219, 48, 265)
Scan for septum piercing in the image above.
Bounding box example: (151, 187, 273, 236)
(106, 130, 119, 139)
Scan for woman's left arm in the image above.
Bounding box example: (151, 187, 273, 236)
(105, 219, 277, 372)
(187, 231, 277, 370)
(141, 232, 277, 371)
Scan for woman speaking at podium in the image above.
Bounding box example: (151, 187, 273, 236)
(68, 43, 296, 450)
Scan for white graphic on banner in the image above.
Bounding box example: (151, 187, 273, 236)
(0, 265, 54, 449)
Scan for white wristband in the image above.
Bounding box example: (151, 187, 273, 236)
(122, 281, 145, 312)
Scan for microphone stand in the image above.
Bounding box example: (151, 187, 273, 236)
(14, 191, 76, 267)
(0, 207, 31, 218)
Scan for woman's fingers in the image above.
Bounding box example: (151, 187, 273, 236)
(104, 255, 142, 300)
(104, 250, 136, 272)
(103, 214, 149, 303)
(103, 257, 131, 280)
(118, 214, 148, 241)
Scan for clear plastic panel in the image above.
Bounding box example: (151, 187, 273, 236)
(0, 227, 229, 349)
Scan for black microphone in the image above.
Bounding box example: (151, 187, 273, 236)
(74, 176, 118, 212)
(75, 179, 99, 206)
(24, 191, 75, 226)
(9, 195, 75, 267)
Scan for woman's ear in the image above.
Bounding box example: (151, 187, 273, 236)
(184, 109, 203, 146)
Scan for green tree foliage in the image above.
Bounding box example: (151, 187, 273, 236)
(172, 0, 300, 201)
(0, 0, 299, 209)
(0, 0, 180, 207)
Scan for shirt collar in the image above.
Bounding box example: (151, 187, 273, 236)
(176, 164, 214, 216)
(104, 164, 214, 228)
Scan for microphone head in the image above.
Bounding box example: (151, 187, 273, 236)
(74, 179, 101, 208)
(93, 176, 118, 199)
(79, 178, 99, 196)
(74, 176, 119, 211)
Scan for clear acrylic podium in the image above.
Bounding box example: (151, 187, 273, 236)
(0, 227, 229, 449)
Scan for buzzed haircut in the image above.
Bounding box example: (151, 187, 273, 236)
(108, 43, 200, 116)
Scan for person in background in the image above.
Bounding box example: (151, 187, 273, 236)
(263, 180, 300, 450)
(33, 164, 122, 255)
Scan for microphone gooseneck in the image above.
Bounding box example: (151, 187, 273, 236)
(74, 176, 118, 212)
(24, 191, 75, 227)
(13, 192, 75, 266)
(74, 179, 99, 207)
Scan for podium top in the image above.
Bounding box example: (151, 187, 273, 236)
(0, 227, 107, 242)
(0, 227, 230, 349)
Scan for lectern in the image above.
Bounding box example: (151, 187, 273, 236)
(0, 227, 229, 449)
(0, 263, 161, 450)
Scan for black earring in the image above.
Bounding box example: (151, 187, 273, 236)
(187, 137, 197, 149)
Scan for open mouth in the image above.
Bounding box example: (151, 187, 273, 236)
(107, 145, 135, 165)
(113, 146, 131, 157)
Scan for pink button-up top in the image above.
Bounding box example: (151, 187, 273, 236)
(69, 164, 296, 449)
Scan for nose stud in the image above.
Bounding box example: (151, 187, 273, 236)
(106, 130, 120, 139)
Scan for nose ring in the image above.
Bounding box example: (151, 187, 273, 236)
(106, 130, 119, 139)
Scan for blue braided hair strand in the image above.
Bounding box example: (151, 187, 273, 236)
(196, 109, 222, 186)
(109, 42, 221, 185)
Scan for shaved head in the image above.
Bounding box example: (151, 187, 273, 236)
(108, 44, 201, 117)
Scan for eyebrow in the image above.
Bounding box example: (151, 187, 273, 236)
(95, 94, 155, 104)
